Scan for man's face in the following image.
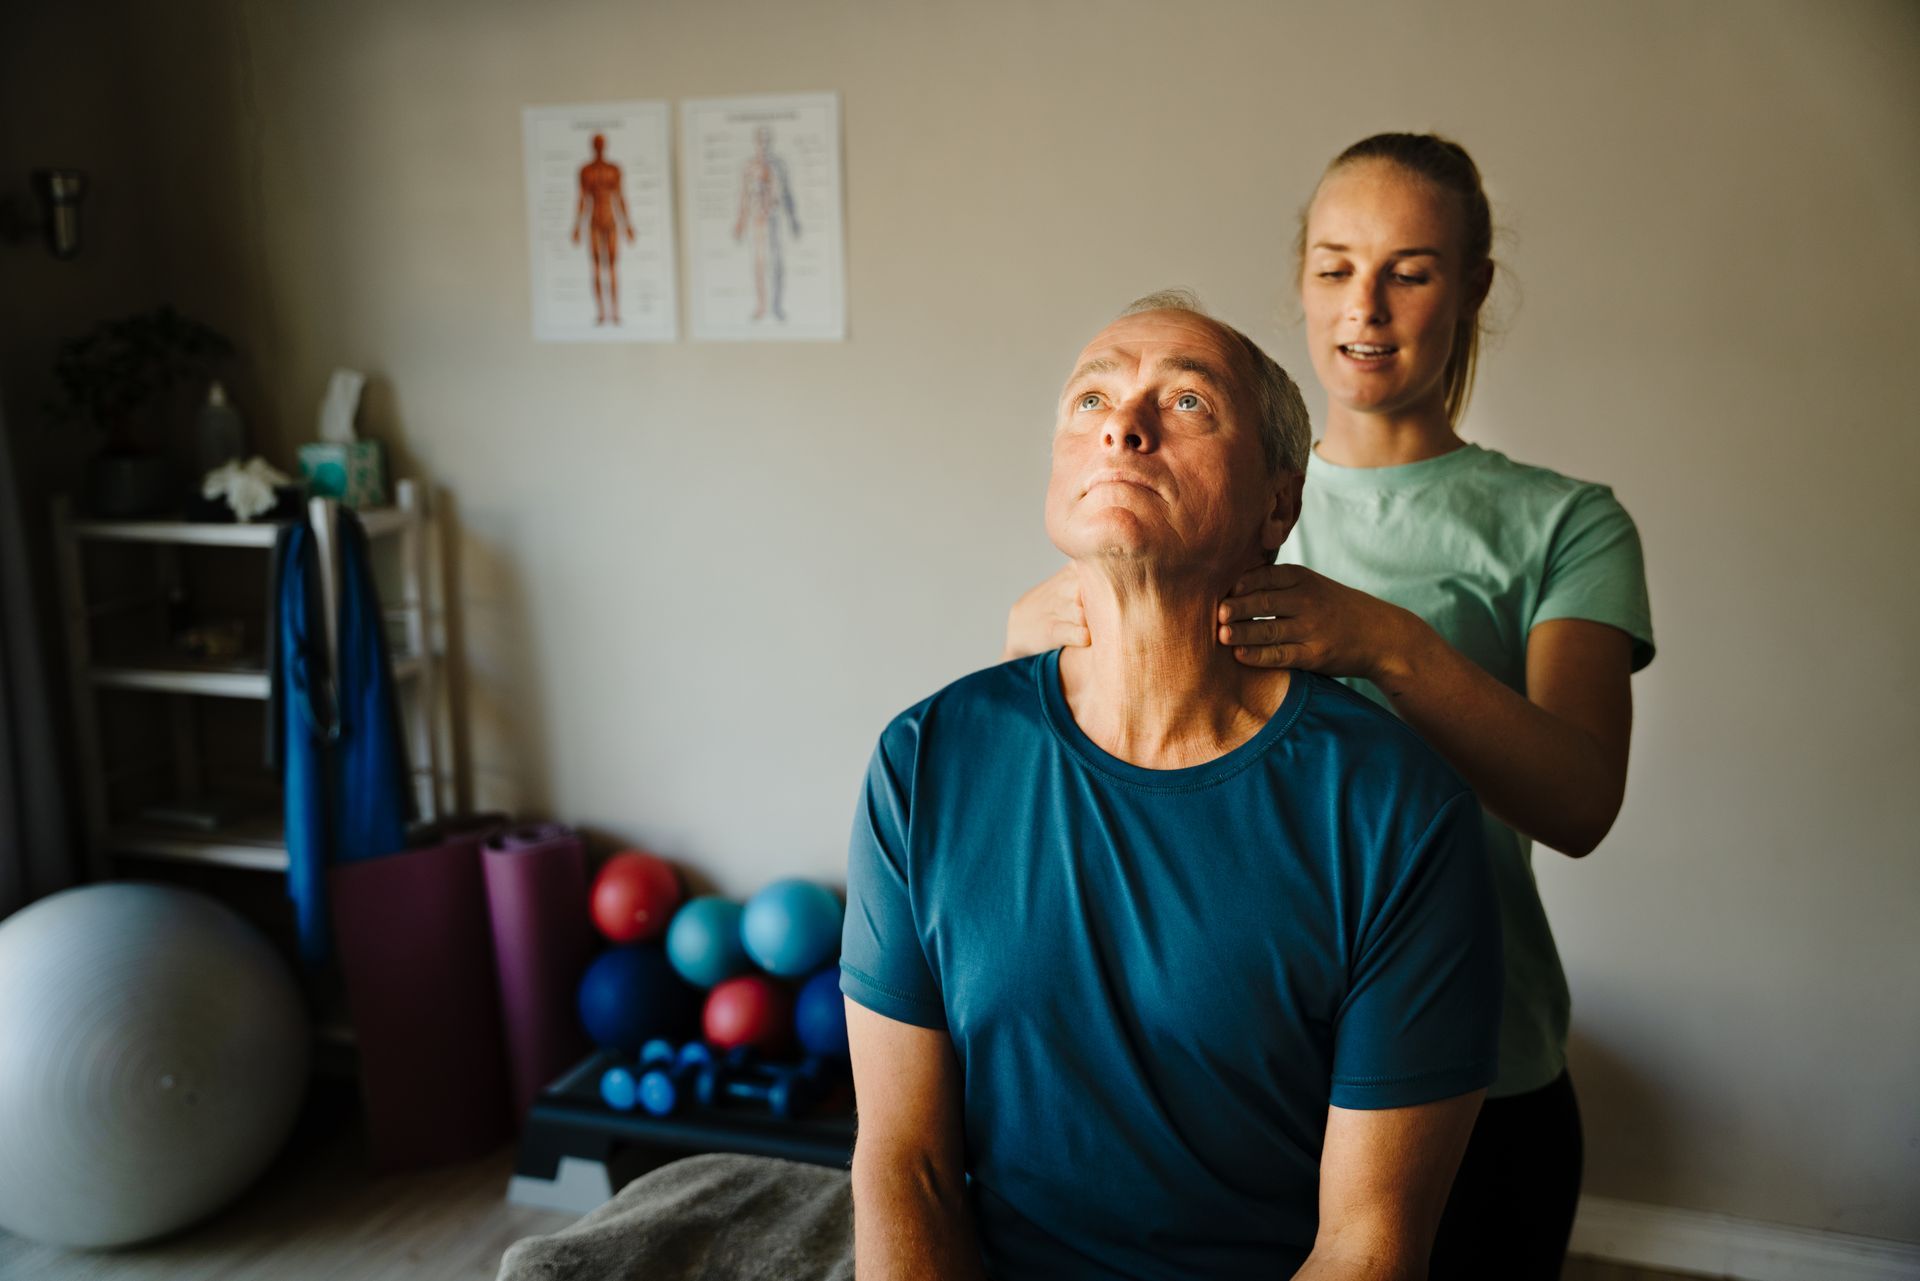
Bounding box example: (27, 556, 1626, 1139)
(1046, 310, 1296, 577)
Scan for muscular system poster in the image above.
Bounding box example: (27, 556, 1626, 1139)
(523, 101, 678, 342)
(682, 93, 846, 342)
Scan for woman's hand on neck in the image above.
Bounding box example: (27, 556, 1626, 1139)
(1058, 557, 1289, 770)
(1315, 398, 1464, 469)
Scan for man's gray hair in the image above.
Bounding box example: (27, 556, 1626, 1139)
(1119, 290, 1311, 476)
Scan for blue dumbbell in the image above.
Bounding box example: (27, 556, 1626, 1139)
(695, 1055, 827, 1119)
(636, 1041, 717, 1117)
(601, 1040, 698, 1112)
(600, 1040, 680, 1111)
(600, 1064, 640, 1111)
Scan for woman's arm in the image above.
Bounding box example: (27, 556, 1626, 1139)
(1376, 614, 1633, 857)
(1220, 567, 1634, 857)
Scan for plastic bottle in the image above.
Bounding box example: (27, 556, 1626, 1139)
(192, 381, 246, 480)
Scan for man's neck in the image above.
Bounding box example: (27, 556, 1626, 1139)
(1059, 561, 1290, 770)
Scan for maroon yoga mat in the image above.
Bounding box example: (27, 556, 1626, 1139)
(482, 823, 593, 1124)
(330, 833, 513, 1169)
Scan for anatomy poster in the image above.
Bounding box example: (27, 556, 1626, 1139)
(523, 101, 677, 342)
(682, 93, 846, 341)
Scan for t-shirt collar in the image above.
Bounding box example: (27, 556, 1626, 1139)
(1307, 440, 1487, 494)
(1035, 648, 1311, 791)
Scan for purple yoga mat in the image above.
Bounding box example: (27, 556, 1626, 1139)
(482, 823, 593, 1124)
(330, 834, 513, 1169)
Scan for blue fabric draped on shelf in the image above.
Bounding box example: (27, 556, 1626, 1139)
(270, 508, 411, 965)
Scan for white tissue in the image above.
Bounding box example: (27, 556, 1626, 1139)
(202, 457, 293, 522)
(317, 368, 366, 444)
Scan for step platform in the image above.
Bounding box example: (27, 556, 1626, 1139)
(507, 1048, 856, 1214)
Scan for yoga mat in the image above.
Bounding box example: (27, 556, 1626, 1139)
(483, 823, 594, 1124)
(330, 834, 513, 1169)
(407, 811, 509, 851)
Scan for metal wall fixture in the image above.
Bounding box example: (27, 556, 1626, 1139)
(0, 168, 89, 260)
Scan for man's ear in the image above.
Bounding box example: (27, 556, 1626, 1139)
(1260, 470, 1307, 554)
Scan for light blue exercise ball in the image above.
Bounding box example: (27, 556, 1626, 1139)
(741, 880, 843, 978)
(663, 896, 751, 988)
(0, 883, 310, 1248)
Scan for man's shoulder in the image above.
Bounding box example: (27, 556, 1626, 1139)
(872, 654, 1045, 756)
(1291, 673, 1471, 804)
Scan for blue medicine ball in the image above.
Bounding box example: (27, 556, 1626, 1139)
(741, 880, 844, 978)
(664, 896, 751, 988)
(577, 944, 699, 1055)
(794, 967, 849, 1058)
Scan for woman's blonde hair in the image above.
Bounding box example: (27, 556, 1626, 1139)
(1296, 133, 1494, 428)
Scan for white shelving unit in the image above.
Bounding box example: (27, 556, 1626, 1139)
(51, 479, 449, 881)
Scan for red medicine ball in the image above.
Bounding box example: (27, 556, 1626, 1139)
(703, 975, 793, 1054)
(590, 850, 685, 944)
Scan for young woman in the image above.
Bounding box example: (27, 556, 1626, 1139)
(1004, 133, 1655, 1279)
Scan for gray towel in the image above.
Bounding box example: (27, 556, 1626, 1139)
(497, 1153, 854, 1281)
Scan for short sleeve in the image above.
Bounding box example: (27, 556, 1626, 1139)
(840, 726, 947, 1029)
(1531, 485, 1656, 671)
(1330, 792, 1503, 1109)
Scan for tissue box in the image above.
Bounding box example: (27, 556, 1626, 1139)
(299, 442, 387, 509)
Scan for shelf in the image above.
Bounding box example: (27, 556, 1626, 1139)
(56, 480, 448, 906)
(107, 816, 290, 871)
(92, 652, 424, 700)
(525, 1049, 855, 1171)
(94, 655, 272, 698)
(71, 505, 413, 547)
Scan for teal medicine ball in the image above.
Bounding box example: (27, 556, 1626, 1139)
(741, 880, 843, 978)
(664, 896, 750, 989)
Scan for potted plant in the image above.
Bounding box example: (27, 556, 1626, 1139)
(48, 306, 234, 517)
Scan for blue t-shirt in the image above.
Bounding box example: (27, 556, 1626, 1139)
(841, 652, 1503, 1280)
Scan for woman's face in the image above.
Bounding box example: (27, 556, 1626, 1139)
(1299, 159, 1482, 425)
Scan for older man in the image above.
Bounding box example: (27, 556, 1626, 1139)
(840, 295, 1502, 1280)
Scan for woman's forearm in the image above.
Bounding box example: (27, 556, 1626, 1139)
(1371, 615, 1626, 857)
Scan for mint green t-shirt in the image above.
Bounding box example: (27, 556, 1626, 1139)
(1275, 442, 1655, 1097)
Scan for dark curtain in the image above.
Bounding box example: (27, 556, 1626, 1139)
(0, 391, 78, 920)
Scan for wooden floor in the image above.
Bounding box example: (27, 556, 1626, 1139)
(0, 1083, 1710, 1280)
(1565, 1261, 1723, 1281)
(0, 1083, 574, 1281)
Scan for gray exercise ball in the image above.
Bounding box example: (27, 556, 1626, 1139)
(0, 882, 310, 1248)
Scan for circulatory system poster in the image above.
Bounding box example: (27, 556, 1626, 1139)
(681, 92, 846, 341)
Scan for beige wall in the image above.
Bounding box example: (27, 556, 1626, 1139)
(6, 0, 1916, 1245)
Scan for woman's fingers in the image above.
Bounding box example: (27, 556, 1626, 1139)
(1231, 642, 1307, 670)
(1044, 566, 1086, 621)
(1007, 564, 1084, 660)
(1218, 617, 1298, 647)
(1229, 564, 1307, 598)
(1217, 589, 1305, 623)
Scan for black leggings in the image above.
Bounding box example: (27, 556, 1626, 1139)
(1428, 1070, 1584, 1281)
